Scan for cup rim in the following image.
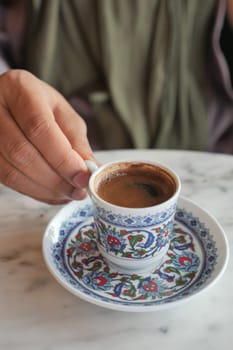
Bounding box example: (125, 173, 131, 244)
(88, 159, 181, 211)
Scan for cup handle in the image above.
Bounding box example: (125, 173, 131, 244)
(85, 160, 98, 174)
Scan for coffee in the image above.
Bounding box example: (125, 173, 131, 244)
(95, 162, 176, 208)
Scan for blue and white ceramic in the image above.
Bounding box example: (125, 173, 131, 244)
(88, 160, 181, 274)
(42, 196, 229, 312)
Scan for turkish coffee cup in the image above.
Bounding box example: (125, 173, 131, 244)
(86, 160, 181, 274)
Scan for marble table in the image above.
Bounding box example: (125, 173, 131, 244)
(0, 149, 232, 350)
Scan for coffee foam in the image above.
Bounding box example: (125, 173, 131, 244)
(94, 162, 177, 208)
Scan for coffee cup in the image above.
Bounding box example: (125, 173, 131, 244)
(87, 160, 181, 274)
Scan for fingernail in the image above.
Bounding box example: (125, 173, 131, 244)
(73, 172, 90, 188)
(70, 188, 87, 200)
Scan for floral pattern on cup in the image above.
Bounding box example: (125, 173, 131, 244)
(87, 160, 181, 273)
(94, 216, 173, 259)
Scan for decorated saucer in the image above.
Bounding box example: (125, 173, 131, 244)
(43, 196, 229, 312)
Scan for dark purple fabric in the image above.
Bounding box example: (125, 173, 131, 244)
(208, 0, 233, 153)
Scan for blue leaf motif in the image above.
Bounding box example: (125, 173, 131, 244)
(173, 236, 193, 251)
(174, 242, 191, 250)
(157, 270, 175, 282)
(114, 283, 124, 297)
(139, 232, 155, 249)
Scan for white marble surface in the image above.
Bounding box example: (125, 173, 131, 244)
(0, 149, 232, 350)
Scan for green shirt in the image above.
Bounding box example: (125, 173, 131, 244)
(24, 0, 217, 150)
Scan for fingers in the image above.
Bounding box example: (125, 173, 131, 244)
(0, 104, 76, 197)
(53, 96, 94, 161)
(0, 152, 87, 204)
(0, 153, 88, 204)
(1, 70, 94, 190)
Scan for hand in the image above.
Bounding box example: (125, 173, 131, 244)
(0, 69, 95, 204)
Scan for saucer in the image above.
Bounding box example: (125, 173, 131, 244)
(43, 196, 229, 312)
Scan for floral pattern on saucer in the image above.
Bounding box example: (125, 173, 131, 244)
(65, 218, 201, 301)
(48, 198, 219, 308)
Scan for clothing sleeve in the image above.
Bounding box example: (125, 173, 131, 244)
(0, 7, 11, 74)
(0, 49, 10, 74)
(208, 0, 233, 153)
(0, 0, 27, 73)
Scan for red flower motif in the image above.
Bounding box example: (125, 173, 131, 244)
(107, 235, 121, 247)
(82, 230, 89, 236)
(79, 242, 94, 252)
(95, 276, 107, 286)
(179, 256, 192, 266)
(67, 248, 73, 256)
(143, 280, 158, 293)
